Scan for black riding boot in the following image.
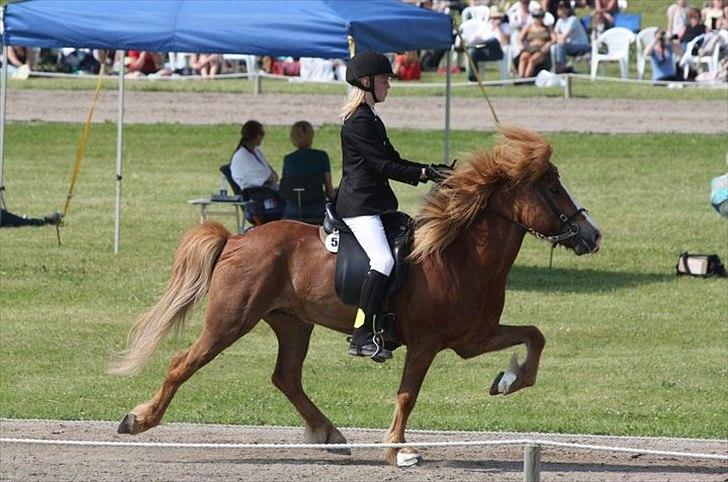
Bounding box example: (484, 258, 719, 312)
(348, 269, 392, 362)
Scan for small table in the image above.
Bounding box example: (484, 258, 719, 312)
(188, 197, 247, 233)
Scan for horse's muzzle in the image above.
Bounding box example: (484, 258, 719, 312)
(570, 224, 601, 256)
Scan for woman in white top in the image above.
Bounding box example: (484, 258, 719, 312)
(229, 120, 283, 224)
(230, 120, 279, 191)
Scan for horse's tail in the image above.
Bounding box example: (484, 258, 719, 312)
(108, 221, 231, 376)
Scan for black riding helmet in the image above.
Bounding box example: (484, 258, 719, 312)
(345, 51, 396, 102)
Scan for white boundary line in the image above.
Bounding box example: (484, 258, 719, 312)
(24, 69, 728, 89)
(1, 418, 725, 444)
(1, 437, 726, 461)
(1, 419, 726, 461)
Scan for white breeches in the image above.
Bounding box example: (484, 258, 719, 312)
(342, 214, 394, 276)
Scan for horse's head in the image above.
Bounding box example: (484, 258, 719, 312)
(411, 125, 601, 262)
(504, 166, 602, 255)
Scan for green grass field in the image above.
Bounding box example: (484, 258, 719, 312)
(0, 122, 726, 438)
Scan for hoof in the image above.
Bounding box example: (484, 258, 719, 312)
(397, 451, 422, 467)
(305, 424, 351, 455)
(489, 371, 505, 395)
(117, 413, 136, 434)
(325, 429, 351, 456)
(489, 371, 518, 395)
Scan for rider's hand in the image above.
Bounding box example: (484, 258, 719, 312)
(426, 164, 453, 183)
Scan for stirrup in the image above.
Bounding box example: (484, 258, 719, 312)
(347, 337, 392, 363)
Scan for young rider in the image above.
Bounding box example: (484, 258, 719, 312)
(336, 51, 449, 362)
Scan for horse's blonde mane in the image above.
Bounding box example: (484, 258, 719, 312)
(410, 125, 553, 263)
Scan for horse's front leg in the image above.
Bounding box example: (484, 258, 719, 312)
(454, 324, 545, 396)
(384, 343, 438, 467)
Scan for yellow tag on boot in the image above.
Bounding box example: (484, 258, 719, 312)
(354, 308, 366, 328)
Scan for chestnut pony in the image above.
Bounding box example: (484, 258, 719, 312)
(110, 126, 601, 466)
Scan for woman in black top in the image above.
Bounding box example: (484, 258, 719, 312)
(337, 51, 449, 361)
(679, 8, 707, 54)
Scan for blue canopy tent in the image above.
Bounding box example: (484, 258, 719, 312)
(0, 0, 454, 251)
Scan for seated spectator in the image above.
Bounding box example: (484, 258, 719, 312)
(541, 0, 561, 18)
(190, 53, 221, 78)
(393, 51, 422, 80)
(594, 0, 619, 28)
(508, 0, 555, 62)
(2, 46, 33, 78)
(280, 121, 335, 221)
(518, 8, 556, 78)
(1, 209, 62, 228)
(273, 57, 301, 77)
(509, 0, 536, 60)
(679, 8, 707, 54)
(666, 0, 690, 39)
(553, 0, 590, 73)
(645, 29, 679, 82)
(710, 173, 728, 218)
(461, 6, 510, 81)
(591, 10, 609, 38)
(126, 51, 164, 77)
(230, 120, 284, 223)
(702, 0, 726, 31)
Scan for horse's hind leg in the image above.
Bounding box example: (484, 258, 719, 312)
(118, 301, 262, 435)
(266, 313, 349, 454)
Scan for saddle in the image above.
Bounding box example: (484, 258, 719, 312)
(322, 203, 414, 350)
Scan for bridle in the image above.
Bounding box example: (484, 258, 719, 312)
(529, 183, 589, 246)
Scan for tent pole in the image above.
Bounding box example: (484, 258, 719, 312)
(113, 50, 125, 254)
(253, 55, 261, 95)
(444, 45, 452, 163)
(0, 44, 8, 210)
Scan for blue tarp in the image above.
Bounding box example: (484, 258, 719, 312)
(2, 0, 453, 58)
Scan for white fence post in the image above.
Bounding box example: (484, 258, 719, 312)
(524, 443, 541, 482)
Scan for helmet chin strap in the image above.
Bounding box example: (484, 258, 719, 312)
(368, 75, 380, 103)
(355, 75, 379, 103)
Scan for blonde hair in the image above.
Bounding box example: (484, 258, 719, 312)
(340, 87, 367, 122)
(290, 121, 314, 149)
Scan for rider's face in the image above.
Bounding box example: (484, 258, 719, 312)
(372, 74, 390, 102)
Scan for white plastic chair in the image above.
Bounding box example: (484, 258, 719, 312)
(635, 26, 658, 80)
(590, 27, 636, 79)
(680, 32, 726, 78)
(167, 52, 192, 73)
(223, 54, 257, 76)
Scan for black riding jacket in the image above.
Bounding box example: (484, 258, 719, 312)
(335, 103, 427, 218)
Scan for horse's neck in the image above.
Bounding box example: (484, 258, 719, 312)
(446, 211, 525, 285)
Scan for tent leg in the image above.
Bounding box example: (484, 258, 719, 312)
(114, 50, 125, 254)
(444, 45, 452, 163)
(253, 56, 261, 95)
(0, 44, 9, 210)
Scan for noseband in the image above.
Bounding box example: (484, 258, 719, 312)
(529, 184, 588, 245)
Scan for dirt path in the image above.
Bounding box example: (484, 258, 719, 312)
(1, 419, 726, 481)
(5, 89, 727, 133)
